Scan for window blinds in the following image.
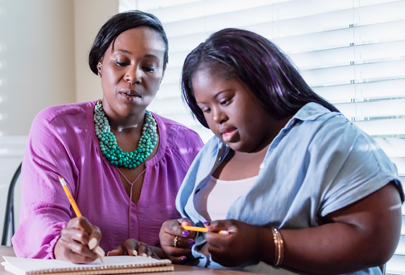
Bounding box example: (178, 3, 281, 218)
(120, 0, 405, 141)
(119, 1, 405, 271)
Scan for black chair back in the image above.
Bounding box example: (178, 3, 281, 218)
(1, 162, 22, 246)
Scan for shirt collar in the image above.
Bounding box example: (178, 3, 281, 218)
(292, 102, 331, 121)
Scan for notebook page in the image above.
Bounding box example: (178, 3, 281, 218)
(2, 256, 172, 274)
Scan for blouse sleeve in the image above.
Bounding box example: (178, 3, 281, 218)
(12, 108, 78, 259)
(307, 115, 403, 217)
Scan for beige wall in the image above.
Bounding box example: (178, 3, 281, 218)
(0, 0, 118, 136)
(0, 0, 75, 135)
(74, 0, 118, 103)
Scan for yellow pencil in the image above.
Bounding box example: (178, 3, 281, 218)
(58, 176, 105, 262)
(181, 225, 230, 235)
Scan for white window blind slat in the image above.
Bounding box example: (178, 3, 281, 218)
(289, 40, 405, 70)
(142, 0, 280, 24)
(159, 66, 182, 83)
(148, 97, 184, 115)
(336, 98, 405, 120)
(300, 59, 405, 87)
(356, 118, 405, 137)
(154, 82, 181, 100)
(313, 79, 405, 104)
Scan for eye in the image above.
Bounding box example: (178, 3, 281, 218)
(220, 98, 230, 106)
(143, 66, 156, 72)
(115, 60, 128, 67)
(199, 106, 211, 113)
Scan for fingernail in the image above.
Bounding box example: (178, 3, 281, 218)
(133, 250, 138, 256)
(107, 251, 110, 256)
(141, 253, 147, 257)
(181, 221, 190, 226)
(189, 240, 195, 246)
(203, 221, 211, 227)
(182, 230, 189, 237)
(181, 256, 187, 261)
(95, 246, 105, 257)
(88, 238, 97, 250)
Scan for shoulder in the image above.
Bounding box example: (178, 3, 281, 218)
(291, 103, 356, 145)
(293, 102, 348, 127)
(33, 101, 94, 128)
(29, 101, 96, 145)
(285, 103, 386, 173)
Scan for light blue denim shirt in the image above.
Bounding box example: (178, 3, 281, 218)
(176, 102, 404, 275)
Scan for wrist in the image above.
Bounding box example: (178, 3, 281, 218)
(271, 227, 284, 266)
(151, 246, 167, 259)
(53, 236, 64, 260)
(255, 227, 275, 264)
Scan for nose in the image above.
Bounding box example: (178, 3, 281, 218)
(212, 106, 227, 124)
(124, 66, 141, 85)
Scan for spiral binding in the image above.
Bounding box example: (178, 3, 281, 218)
(27, 260, 173, 275)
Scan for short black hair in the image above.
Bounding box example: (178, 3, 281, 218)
(181, 28, 338, 128)
(89, 10, 169, 75)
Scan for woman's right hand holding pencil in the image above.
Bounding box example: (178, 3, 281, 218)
(159, 218, 196, 264)
(54, 217, 102, 263)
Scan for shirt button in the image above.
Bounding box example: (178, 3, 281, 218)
(260, 163, 265, 169)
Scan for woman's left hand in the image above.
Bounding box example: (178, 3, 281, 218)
(107, 239, 160, 259)
(204, 219, 262, 267)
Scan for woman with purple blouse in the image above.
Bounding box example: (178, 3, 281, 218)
(12, 11, 203, 263)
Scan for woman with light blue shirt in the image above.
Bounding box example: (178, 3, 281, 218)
(158, 28, 404, 275)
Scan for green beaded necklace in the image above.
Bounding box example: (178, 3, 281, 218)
(93, 101, 158, 169)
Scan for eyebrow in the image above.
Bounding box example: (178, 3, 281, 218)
(116, 49, 160, 61)
(196, 90, 230, 104)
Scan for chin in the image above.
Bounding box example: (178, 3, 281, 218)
(226, 142, 248, 153)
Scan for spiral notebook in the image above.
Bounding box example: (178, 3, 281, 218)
(1, 256, 173, 275)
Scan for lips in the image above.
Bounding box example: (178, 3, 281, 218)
(119, 89, 141, 97)
(221, 127, 237, 142)
(118, 89, 141, 101)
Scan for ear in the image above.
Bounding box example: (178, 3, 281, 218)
(97, 60, 103, 77)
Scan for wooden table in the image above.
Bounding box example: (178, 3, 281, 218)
(0, 246, 264, 275)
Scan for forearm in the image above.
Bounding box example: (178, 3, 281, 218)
(256, 183, 402, 274)
(258, 223, 389, 274)
(151, 246, 167, 259)
(14, 219, 66, 259)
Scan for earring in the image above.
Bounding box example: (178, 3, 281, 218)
(97, 62, 102, 77)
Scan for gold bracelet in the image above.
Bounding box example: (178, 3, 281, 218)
(272, 228, 284, 266)
(271, 227, 279, 266)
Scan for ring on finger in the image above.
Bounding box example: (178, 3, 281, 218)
(173, 236, 179, 248)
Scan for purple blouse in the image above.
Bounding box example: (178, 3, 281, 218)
(12, 100, 203, 259)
